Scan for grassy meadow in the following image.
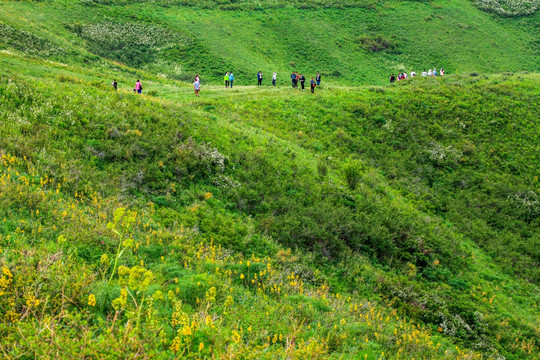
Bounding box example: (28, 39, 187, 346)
(0, 0, 539, 359)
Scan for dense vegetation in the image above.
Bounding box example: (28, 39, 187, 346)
(1, 51, 539, 358)
(0, 0, 539, 358)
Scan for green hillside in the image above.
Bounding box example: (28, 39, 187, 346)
(0, 0, 539, 84)
(0, 0, 539, 359)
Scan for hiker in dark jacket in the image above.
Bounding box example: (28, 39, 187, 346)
(311, 77, 316, 93)
(291, 72, 296, 88)
(316, 72, 321, 86)
(257, 71, 263, 86)
(299, 74, 306, 90)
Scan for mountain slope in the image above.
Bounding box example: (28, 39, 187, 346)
(0, 0, 538, 84)
(0, 0, 539, 358)
(0, 51, 539, 358)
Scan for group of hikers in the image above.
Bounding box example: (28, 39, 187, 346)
(117, 73, 322, 96)
(224, 72, 235, 88)
(222, 71, 322, 93)
(117, 66, 459, 96)
(289, 71, 322, 93)
(390, 67, 445, 83)
(112, 79, 142, 93)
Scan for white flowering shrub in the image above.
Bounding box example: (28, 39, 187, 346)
(473, 0, 538, 16)
(76, 22, 175, 67)
(437, 311, 489, 346)
(508, 190, 539, 220)
(0, 24, 63, 57)
(213, 174, 241, 189)
(170, 138, 229, 181)
(424, 142, 463, 168)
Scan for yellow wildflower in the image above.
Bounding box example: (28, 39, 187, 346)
(170, 337, 181, 352)
(181, 325, 192, 336)
(224, 295, 234, 308)
(2, 266, 12, 278)
(88, 294, 96, 306)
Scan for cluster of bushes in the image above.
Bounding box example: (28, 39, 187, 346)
(357, 34, 398, 53)
(0, 23, 64, 57)
(70, 22, 178, 68)
(0, 76, 228, 201)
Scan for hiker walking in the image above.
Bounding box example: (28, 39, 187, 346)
(440, 68, 445, 76)
(428, 69, 433, 77)
(422, 70, 427, 77)
(195, 74, 200, 82)
(299, 74, 306, 90)
(389, 74, 396, 83)
(310, 77, 316, 93)
(224, 72, 230, 88)
(291, 71, 296, 88)
(229, 72, 234, 88)
(135, 79, 143, 94)
(272, 72, 276, 87)
(411, 71, 416, 78)
(112, 79, 117, 90)
(433, 68, 438, 76)
(295, 72, 300, 88)
(257, 71, 263, 86)
(316, 72, 321, 86)
(194, 78, 200, 97)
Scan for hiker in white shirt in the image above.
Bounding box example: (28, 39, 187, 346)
(411, 71, 416, 78)
(428, 69, 433, 76)
(422, 70, 427, 77)
(194, 80, 200, 97)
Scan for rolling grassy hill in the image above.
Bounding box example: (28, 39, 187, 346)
(0, 0, 539, 84)
(0, 0, 539, 359)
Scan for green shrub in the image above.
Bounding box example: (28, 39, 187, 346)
(343, 160, 363, 190)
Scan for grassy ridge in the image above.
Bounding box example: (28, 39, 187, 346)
(0, 50, 539, 358)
